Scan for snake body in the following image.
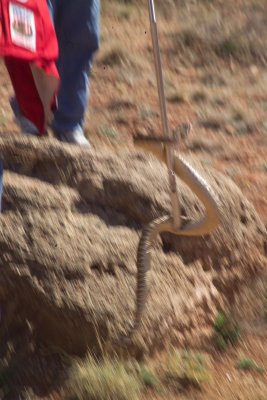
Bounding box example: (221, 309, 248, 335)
(122, 138, 221, 341)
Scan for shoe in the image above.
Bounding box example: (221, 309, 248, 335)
(55, 126, 91, 147)
(10, 97, 40, 136)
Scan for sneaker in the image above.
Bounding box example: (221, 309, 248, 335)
(55, 126, 91, 147)
(10, 97, 40, 136)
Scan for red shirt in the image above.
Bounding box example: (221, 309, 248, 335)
(0, 0, 59, 134)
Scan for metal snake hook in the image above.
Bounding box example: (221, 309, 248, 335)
(148, 0, 181, 230)
(120, 0, 221, 344)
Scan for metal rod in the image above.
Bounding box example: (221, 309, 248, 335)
(147, 0, 181, 228)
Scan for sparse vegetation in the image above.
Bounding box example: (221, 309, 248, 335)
(139, 366, 159, 389)
(115, 111, 129, 124)
(164, 348, 210, 390)
(213, 311, 242, 351)
(138, 105, 158, 120)
(97, 46, 136, 68)
(236, 357, 265, 373)
(98, 125, 120, 139)
(66, 349, 212, 399)
(191, 90, 208, 104)
(199, 114, 227, 131)
(67, 355, 142, 400)
(101, 0, 140, 21)
(168, 1, 267, 67)
(198, 105, 260, 136)
(166, 90, 187, 104)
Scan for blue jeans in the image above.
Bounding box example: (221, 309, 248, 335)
(47, 0, 100, 134)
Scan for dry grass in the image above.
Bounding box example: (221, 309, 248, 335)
(164, 348, 210, 391)
(96, 45, 137, 68)
(166, 0, 267, 66)
(166, 90, 188, 104)
(197, 104, 262, 136)
(66, 348, 211, 399)
(98, 125, 121, 140)
(67, 355, 142, 400)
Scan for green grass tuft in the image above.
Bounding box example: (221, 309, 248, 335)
(139, 366, 159, 389)
(236, 357, 265, 373)
(213, 311, 242, 351)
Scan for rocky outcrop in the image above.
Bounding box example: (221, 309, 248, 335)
(0, 134, 266, 357)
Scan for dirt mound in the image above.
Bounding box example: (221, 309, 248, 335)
(0, 134, 266, 357)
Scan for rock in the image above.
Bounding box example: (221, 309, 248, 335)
(0, 134, 265, 357)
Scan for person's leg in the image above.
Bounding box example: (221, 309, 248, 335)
(9, 97, 40, 136)
(49, 0, 100, 146)
(6, 0, 58, 136)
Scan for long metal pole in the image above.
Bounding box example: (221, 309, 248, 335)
(148, 0, 180, 228)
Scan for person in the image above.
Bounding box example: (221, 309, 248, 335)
(12, 0, 101, 147)
(0, 0, 100, 211)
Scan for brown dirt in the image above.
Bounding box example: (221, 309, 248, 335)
(0, 0, 266, 399)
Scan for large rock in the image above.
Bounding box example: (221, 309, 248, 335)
(0, 134, 266, 357)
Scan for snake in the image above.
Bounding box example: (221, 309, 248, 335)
(121, 133, 221, 343)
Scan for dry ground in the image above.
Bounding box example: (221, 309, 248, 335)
(0, 0, 266, 399)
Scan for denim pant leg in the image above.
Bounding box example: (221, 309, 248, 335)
(47, 0, 100, 134)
